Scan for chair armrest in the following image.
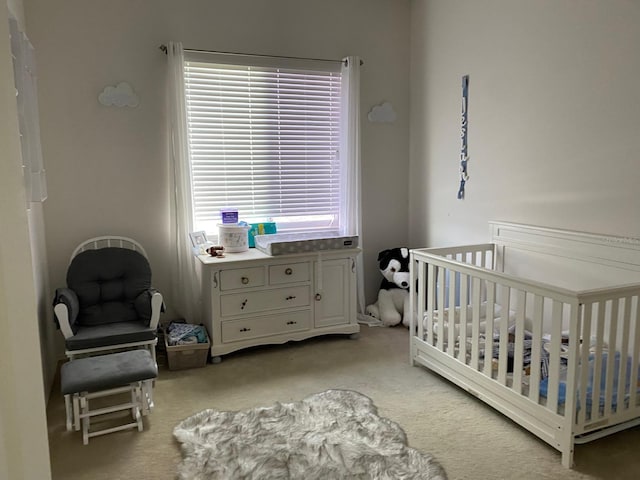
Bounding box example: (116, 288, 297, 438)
(150, 291, 163, 330)
(53, 288, 79, 339)
(135, 289, 164, 330)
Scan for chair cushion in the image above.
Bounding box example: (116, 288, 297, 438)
(67, 248, 152, 326)
(60, 349, 157, 395)
(65, 320, 156, 351)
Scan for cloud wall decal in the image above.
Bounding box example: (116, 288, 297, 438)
(368, 101, 396, 123)
(98, 82, 139, 107)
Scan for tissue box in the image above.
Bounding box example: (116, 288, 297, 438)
(248, 222, 277, 247)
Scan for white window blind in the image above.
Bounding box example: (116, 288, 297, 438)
(184, 55, 343, 236)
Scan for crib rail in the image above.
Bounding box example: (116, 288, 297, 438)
(410, 244, 640, 467)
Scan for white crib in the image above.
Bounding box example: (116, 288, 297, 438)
(410, 222, 640, 468)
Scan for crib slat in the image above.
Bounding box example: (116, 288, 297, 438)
(577, 302, 593, 426)
(546, 300, 563, 413)
(426, 264, 434, 346)
(470, 277, 481, 370)
(414, 258, 422, 341)
(591, 302, 606, 419)
(447, 270, 456, 356)
(512, 290, 526, 394)
(409, 254, 416, 361)
(497, 285, 511, 385)
(529, 295, 543, 402)
(484, 282, 496, 378)
(617, 297, 632, 415)
(458, 274, 468, 363)
(603, 299, 619, 417)
(630, 296, 640, 409)
(437, 266, 446, 352)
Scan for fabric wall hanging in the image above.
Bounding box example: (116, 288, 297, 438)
(458, 75, 469, 200)
(9, 15, 47, 204)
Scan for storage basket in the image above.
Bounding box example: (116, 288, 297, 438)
(164, 328, 210, 370)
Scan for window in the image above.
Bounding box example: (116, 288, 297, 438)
(183, 53, 343, 236)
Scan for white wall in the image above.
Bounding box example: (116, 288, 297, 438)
(410, 0, 640, 248)
(0, 0, 52, 477)
(24, 0, 411, 333)
(28, 204, 58, 392)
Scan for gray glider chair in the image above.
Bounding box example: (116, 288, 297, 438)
(53, 236, 163, 361)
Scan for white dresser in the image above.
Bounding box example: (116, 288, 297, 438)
(197, 248, 360, 362)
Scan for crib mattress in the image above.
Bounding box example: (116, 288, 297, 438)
(254, 232, 359, 256)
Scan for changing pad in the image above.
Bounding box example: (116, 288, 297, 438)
(254, 232, 359, 256)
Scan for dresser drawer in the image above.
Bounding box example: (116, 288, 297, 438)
(221, 310, 311, 343)
(269, 262, 310, 285)
(220, 285, 310, 316)
(219, 266, 265, 291)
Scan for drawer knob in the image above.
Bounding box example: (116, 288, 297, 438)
(285, 295, 297, 301)
(241, 299, 248, 309)
(241, 276, 249, 285)
(315, 293, 322, 301)
(286, 320, 297, 325)
(239, 327, 251, 332)
(285, 268, 293, 275)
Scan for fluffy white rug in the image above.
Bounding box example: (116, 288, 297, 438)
(174, 389, 447, 479)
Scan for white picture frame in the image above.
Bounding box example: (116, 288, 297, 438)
(189, 231, 208, 247)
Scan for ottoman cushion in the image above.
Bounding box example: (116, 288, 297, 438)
(61, 349, 157, 395)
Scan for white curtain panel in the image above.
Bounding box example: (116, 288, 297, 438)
(168, 42, 202, 324)
(340, 56, 366, 317)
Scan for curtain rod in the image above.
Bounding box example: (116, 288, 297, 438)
(158, 44, 363, 66)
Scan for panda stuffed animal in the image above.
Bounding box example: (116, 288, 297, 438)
(365, 247, 411, 327)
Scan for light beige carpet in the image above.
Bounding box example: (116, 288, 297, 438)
(47, 325, 640, 480)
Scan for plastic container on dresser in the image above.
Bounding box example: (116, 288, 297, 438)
(197, 248, 360, 363)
